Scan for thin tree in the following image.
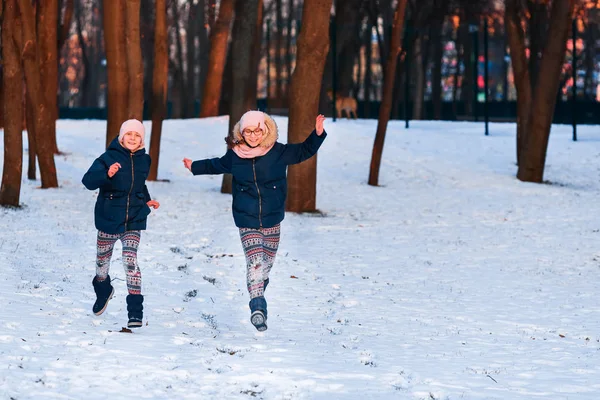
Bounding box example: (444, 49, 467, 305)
(125, 0, 144, 119)
(38, 0, 60, 154)
(200, 0, 235, 117)
(18, 0, 59, 188)
(221, 0, 260, 194)
(0, 0, 24, 207)
(104, 0, 129, 146)
(286, 0, 333, 212)
(148, 0, 168, 181)
(368, 0, 408, 187)
(505, 0, 531, 165)
(516, 0, 576, 182)
(58, 0, 74, 52)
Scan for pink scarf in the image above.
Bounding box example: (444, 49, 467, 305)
(232, 143, 274, 159)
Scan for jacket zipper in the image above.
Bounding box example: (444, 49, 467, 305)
(125, 153, 134, 229)
(252, 159, 262, 227)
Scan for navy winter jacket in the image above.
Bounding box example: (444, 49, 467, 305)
(82, 138, 153, 234)
(191, 130, 327, 229)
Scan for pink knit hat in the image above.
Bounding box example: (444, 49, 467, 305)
(239, 111, 265, 132)
(118, 119, 145, 148)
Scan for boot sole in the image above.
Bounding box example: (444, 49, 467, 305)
(93, 288, 114, 316)
(251, 311, 267, 331)
(127, 320, 143, 328)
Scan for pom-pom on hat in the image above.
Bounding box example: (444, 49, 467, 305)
(118, 119, 145, 149)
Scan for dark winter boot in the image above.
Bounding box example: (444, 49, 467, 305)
(249, 296, 268, 332)
(126, 294, 144, 328)
(92, 275, 114, 316)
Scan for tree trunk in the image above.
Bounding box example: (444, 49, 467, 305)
(363, 22, 373, 119)
(319, 0, 363, 113)
(412, 35, 425, 120)
(527, 0, 549, 92)
(186, 1, 199, 118)
(200, 0, 234, 117)
(506, 0, 531, 166)
(460, 18, 473, 116)
(104, 0, 129, 146)
(25, 99, 37, 180)
(275, 0, 283, 105)
(75, 2, 93, 107)
(431, 17, 444, 120)
(286, 0, 333, 212)
(584, 20, 595, 100)
(171, 1, 185, 119)
(18, 0, 59, 188)
(197, 0, 209, 111)
(38, 0, 60, 154)
(368, 0, 407, 186)
(221, 0, 260, 194)
(125, 0, 144, 119)
(58, 0, 74, 52)
(247, 0, 264, 102)
(148, 0, 168, 181)
(517, 0, 575, 183)
(284, 0, 295, 98)
(0, 0, 24, 207)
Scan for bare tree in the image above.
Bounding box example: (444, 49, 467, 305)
(506, 0, 532, 165)
(18, 0, 59, 188)
(516, 0, 576, 182)
(1, 0, 24, 206)
(126, 0, 144, 119)
(148, 0, 168, 181)
(369, 0, 408, 186)
(200, 0, 235, 117)
(104, 0, 129, 146)
(286, 0, 333, 212)
(38, 0, 60, 154)
(221, 0, 261, 194)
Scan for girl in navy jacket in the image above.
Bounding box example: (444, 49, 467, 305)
(82, 119, 160, 328)
(183, 111, 326, 331)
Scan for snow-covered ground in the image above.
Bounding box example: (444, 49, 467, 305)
(1, 117, 599, 400)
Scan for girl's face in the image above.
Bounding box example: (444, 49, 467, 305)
(121, 131, 142, 151)
(242, 125, 265, 147)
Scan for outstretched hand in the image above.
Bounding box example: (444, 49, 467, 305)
(315, 114, 326, 136)
(182, 158, 192, 171)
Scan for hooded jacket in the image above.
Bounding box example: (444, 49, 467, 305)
(191, 113, 327, 229)
(82, 137, 152, 234)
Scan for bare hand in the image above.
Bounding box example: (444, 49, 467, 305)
(315, 114, 326, 136)
(182, 158, 192, 171)
(108, 162, 121, 178)
(147, 200, 160, 209)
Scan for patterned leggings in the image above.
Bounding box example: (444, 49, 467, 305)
(96, 230, 142, 294)
(239, 224, 281, 299)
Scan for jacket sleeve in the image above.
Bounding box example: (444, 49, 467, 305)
(82, 157, 111, 190)
(191, 150, 233, 175)
(279, 130, 327, 165)
(143, 185, 151, 202)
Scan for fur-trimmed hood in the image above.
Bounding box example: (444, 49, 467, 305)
(226, 111, 278, 149)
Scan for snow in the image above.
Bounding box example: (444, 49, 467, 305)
(1, 117, 599, 399)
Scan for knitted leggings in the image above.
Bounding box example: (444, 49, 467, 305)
(96, 230, 142, 294)
(239, 224, 281, 299)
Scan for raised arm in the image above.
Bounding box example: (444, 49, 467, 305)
(279, 115, 327, 165)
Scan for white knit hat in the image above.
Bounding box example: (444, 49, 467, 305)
(239, 111, 265, 132)
(118, 119, 145, 148)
